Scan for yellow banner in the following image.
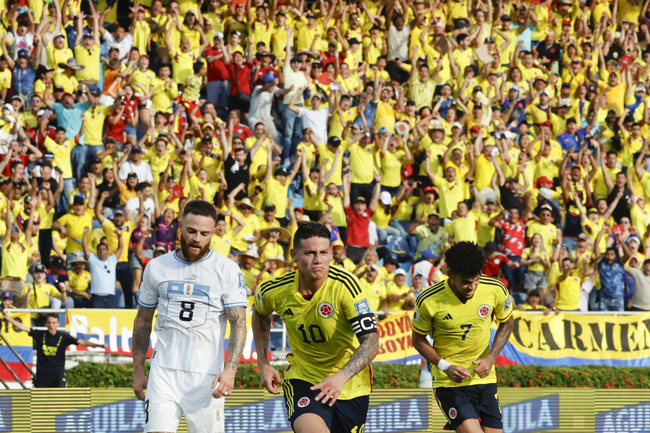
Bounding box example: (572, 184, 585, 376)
(1, 311, 32, 347)
(375, 311, 420, 364)
(504, 311, 650, 366)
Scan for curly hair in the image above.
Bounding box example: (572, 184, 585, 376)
(445, 241, 486, 278)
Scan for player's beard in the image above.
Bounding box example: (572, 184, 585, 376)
(180, 234, 211, 263)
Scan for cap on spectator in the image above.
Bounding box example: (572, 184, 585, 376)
(540, 89, 551, 96)
(17, 49, 28, 59)
(51, 256, 64, 267)
(474, 102, 483, 109)
(394, 269, 406, 277)
(306, 12, 316, 19)
(132, 146, 143, 153)
(578, 234, 588, 241)
(312, 92, 325, 100)
(290, 55, 302, 64)
(485, 198, 496, 205)
(73, 194, 85, 205)
(435, 20, 445, 28)
(154, 246, 167, 254)
(127, 172, 138, 179)
(58, 58, 85, 71)
(401, 165, 413, 180)
(558, 98, 572, 107)
(91, 157, 101, 164)
(34, 264, 47, 274)
(541, 204, 553, 211)
(422, 249, 439, 260)
(379, 191, 392, 206)
(261, 72, 276, 84)
(70, 255, 88, 265)
(214, 31, 224, 39)
(588, 208, 598, 214)
(0, 291, 12, 300)
(186, 9, 196, 15)
(505, 177, 518, 183)
(232, 31, 242, 37)
(54, 34, 65, 40)
(53, 85, 64, 92)
(470, 125, 481, 132)
(503, 131, 514, 139)
(501, 14, 511, 21)
(539, 188, 554, 200)
(368, 264, 380, 272)
(537, 176, 553, 186)
(629, 235, 641, 245)
(298, 214, 310, 223)
(264, 203, 276, 211)
(424, 186, 436, 194)
(636, 84, 647, 93)
(256, 51, 277, 60)
(561, 83, 571, 89)
(332, 240, 345, 248)
(241, 248, 260, 258)
(539, 121, 552, 128)
(485, 36, 495, 44)
(384, 256, 398, 266)
(484, 241, 498, 256)
(328, 136, 342, 147)
(275, 167, 289, 177)
(418, 54, 427, 61)
(473, 85, 482, 93)
(236, 198, 257, 210)
(312, 59, 322, 67)
(115, 209, 125, 216)
(508, 84, 519, 92)
(10, 226, 19, 233)
(354, 196, 367, 204)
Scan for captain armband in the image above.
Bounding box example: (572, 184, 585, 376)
(350, 313, 377, 337)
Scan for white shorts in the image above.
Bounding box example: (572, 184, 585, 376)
(144, 363, 225, 433)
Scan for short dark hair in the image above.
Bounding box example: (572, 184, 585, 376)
(46, 313, 59, 321)
(182, 199, 218, 224)
(445, 241, 486, 278)
(293, 222, 331, 249)
(193, 62, 204, 74)
(528, 289, 540, 298)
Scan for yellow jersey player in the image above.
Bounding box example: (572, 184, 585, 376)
(253, 222, 379, 433)
(412, 241, 514, 433)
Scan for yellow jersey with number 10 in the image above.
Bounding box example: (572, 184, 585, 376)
(255, 267, 375, 400)
(412, 275, 513, 388)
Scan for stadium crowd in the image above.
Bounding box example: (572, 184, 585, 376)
(0, 0, 649, 321)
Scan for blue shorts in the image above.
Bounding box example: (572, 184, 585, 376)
(433, 383, 502, 430)
(282, 379, 368, 433)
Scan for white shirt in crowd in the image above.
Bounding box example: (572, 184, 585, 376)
(297, 106, 330, 145)
(124, 196, 155, 221)
(88, 253, 118, 296)
(138, 250, 247, 374)
(118, 160, 154, 183)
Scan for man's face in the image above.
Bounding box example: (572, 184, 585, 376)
(63, 95, 75, 109)
(605, 250, 616, 264)
(540, 210, 552, 224)
(333, 245, 345, 260)
(509, 209, 520, 223)
(366, 268, 378, 282)
(78, 177, 90, 192)
(528, 295, 540, 308)
(45, 315, 60, 334)
(179, 213, 217, 262)
(428, 215, 440, 231)
(449, 272, 481, 300)
(97, 244, 109, 260)
(353, 201, 367, 213)
(606, 154, 618, 168)
(265, 208, 276, 220)
(55, 130, 66, 143)
(113, 214, 125, 227)
(73, 202, 85, 216)
(291, 236, 331, 282)
(216, 220, 227, 236)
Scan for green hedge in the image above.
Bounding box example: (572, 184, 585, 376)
(67, 362, 650, 389)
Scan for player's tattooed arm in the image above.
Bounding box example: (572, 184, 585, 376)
(225, 306, 247, 371)
(132, 306, 155, 401)
(340, 332, 379, 380)
(133, 307, 155, 369)
(489, 316, 514, 359)
(252, 308, 272, 361)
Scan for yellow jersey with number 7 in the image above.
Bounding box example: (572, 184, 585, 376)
(412, 275, 513, 388)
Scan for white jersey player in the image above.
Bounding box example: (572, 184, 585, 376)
(133, 200, 247, 433)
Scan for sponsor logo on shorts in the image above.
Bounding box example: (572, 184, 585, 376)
(318, 302, 334, 318)
(297, 397, 310, 408)
(478, 304, 492, 319)
(449, 407, 457, 419)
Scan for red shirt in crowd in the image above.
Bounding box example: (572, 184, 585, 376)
(345, 206, 373, 248)
(1, 153, 29, 177)
(227, 62, 252, 96)
(205, 46, 229, 82)
(483, 252, 510, 278)
(495, 219, 526, 257)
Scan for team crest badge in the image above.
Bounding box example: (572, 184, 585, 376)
(184, 283, 194, 296)
(449, 407, 457, 419)
(318, 302, 334, 318)
(478, 304, 491, 319)
(297, 397, 310, 408)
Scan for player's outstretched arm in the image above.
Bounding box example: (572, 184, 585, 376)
(132, 306, 155, 401)
(472, 316, 514, 378)
(252, 307, 281, 394)
(311, 331, 379, 407)
(212, 306, 247, 398)
(412, 331, 472, 383)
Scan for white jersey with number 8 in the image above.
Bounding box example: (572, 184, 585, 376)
(138, 249, 247, 374)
